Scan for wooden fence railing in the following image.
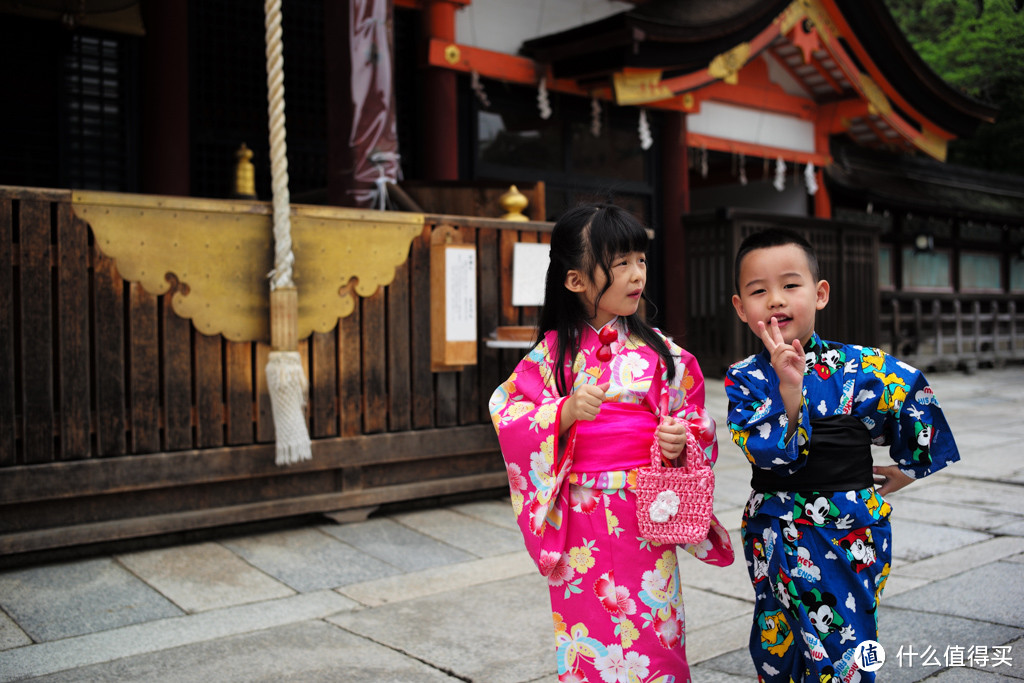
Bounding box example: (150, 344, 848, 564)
(880, 292, 1024, 371)
(0, 186, 549, 561)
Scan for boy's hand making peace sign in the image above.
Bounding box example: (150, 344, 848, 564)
(758, 318, 805, 439)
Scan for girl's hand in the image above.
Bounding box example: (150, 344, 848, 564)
(560, 382, 609, 432)
(873, 465, 915, 496)
(758, 318, 805, 390)
(656, 417, 687, 460)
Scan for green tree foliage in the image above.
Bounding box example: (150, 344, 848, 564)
(885, 0, 1024, 175)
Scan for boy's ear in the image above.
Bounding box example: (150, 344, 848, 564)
(565, 269, 587, 293)
(731, 294, 748, 322)
(815, 279, 830, 310)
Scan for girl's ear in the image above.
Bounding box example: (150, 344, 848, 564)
(564, 269, 588, 293)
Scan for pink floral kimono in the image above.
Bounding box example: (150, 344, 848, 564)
(489, 318, 734, 683)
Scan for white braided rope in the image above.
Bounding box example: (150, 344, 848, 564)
(265, 0, 294, 291)
(264, 0, 310, 466)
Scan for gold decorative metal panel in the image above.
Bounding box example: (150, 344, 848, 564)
(73, 191, 424, 342)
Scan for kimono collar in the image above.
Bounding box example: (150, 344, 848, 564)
(580, 316, 626, 342)
(758, 331, 824, 365)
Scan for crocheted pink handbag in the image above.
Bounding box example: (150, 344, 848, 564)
(635, 407, 715, 545)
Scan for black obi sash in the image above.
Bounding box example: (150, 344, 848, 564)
(751, 415, 874, 493)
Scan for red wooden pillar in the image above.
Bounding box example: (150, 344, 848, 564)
(140, 2, 189, 196)
(813, 121, 832, 218)
(661, 110, 690, 339)
(813, 169, 832, 218)
(421, 0, 462, 180)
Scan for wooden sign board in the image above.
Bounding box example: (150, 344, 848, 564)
(431, 229, 477, 371)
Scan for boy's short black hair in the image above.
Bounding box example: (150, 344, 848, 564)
(733, 228, 820, 293)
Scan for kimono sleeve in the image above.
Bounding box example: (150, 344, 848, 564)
(663, 340, 718, 466)
(665, 339, 736, 567)
(487, 339, 570, 570)
(724, 354, 811, 475)
(854, 347, 961, 479)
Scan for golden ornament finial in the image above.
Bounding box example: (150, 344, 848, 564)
(233, 143, 256, 199)
(499, 185, 529, 221)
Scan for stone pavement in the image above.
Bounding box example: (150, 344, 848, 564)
(2, 366, 1023, 682)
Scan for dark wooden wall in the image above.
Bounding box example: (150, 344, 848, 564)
(0, 186, 550, 560)
(680, 209, 880, 376)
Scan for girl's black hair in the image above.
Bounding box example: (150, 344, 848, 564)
(537, 203, 676, 396)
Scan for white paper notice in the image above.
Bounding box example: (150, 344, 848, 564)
(511, 242, 549, 306)
(445, 247, 477, 342)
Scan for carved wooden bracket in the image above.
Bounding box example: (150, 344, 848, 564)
(73, 191, 424, 342)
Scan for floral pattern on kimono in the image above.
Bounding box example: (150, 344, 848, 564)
(490, 319, 734, 683)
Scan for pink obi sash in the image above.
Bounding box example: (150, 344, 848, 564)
(570, 402, 657, 472)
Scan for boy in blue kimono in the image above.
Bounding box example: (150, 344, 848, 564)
(725, 228, 960, 682)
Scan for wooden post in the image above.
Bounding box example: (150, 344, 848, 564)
(270, 286, 298, 352)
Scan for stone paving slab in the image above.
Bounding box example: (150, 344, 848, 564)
(876, 606, 1023, 682)
(449, 499, 521, 530)
(889, 518, 993, 563)
(690, 643, 758, 679)
(902, 480, 1024, 517)
(877, 572, 932, 599)
(318, 517, 476, 573)
(0, 609, 31, 650)
(0, 590, 357, 682)
(337, 551, 536, 608)
(389, 508, 526, 557)
(676, 531, 754, 603)
(24, 620, 460, 683)
(885, 560, 1024, 629)
(995, 520, 1024, 537)
(329, 573, 554, 683)
(116, 541, 295, 613)
(220, 527, 401, 592)
(686, 613, 752, 666)
(681, 585, 751, 634)
(888, 498, 1023, 533)
(896, 536, 1024, 582)
(0, 558, 182, 642)
(938, 447, 1024, 484)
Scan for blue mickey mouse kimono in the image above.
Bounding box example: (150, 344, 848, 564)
(725, 333, 960, 682)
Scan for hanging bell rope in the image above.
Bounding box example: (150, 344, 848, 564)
(263, 0, 311, 466)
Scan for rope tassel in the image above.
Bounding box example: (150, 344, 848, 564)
(266, 350, 311, 466)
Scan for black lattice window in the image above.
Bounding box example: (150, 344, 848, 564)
(61, 33, 138, 191)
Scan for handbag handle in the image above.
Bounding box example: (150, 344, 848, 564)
(649, 426, 704, 471)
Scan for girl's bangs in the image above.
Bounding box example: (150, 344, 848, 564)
(590, 209, 649, 262)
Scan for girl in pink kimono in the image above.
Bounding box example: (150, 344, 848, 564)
(489, 204, 734, 683)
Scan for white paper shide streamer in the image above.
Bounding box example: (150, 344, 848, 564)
(804, 161, 819, 195)
(537, 77, 552, 119)
(264, 0, 312, 466)
(773, 157, 787, 192)
(638, 109, 653, 150)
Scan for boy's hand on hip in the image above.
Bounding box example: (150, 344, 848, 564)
(873, 465, 914, 496)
